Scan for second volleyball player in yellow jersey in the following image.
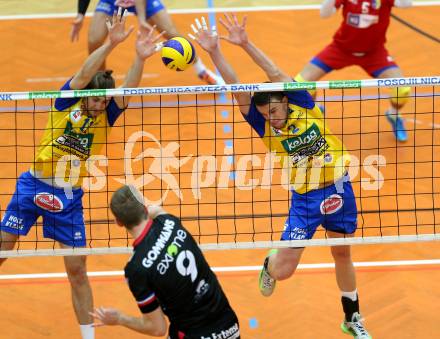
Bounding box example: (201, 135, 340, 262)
(191, 13, 371, 338)
(0, 10, 164, 339)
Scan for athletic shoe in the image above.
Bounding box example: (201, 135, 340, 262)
(198, 69, 225, 85)
(258, 249, 277, 297)
(341, 312, 372, 339)
(385, 110, 408, 142)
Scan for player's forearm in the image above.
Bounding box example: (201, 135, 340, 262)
(320, 0, 337, 18)
(208, 48, 240, 84)
(395, 0, 412, 8)
(122, 56, 145, 88)
(74, 41, 116, 86)
(118, 313, 163, 336)
(135, 0, 147, 24)
(240, 41, 285, 82)
(78, 0, 91, 15)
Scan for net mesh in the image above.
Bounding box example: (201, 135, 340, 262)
(0, 77, 439, 256)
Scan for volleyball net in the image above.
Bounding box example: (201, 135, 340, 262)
(0, 76, 439, 257)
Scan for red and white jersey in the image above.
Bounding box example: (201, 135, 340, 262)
(333, 0, 395, 53)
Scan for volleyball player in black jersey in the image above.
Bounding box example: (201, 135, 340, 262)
(91, 185, 240, 339)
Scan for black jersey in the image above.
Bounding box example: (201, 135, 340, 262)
(125, 214, 232, 331)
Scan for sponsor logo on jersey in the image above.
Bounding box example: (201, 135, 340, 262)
(320, 194, 344, 215)
(194, 279, 210, 303)
(281, 123, 321, 154)
(201, 323, 240, 339)
(157, 229, 187, 275)
(70, 109, 82, 123)
(288, 227, 308, 240)
(3, 215, 24, 230)
(33, 193, 64, 212)
(142, 219, 175, 268)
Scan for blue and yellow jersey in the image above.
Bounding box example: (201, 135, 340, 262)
(32, 79, 124, 186)
(245, 90, 350, 194)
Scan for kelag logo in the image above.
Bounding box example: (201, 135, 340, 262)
(281, 123, 321, 153)
(29, 91, 62, 99)
(329, 80, 361, 89)
(284, 82, 316, 90)
(74, 89, 107, 97)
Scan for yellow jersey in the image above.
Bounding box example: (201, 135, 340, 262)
(245, 90, 350, 194)
(32, 80, 123, 186)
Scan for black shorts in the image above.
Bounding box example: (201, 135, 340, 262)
(168, 310, 240, 339)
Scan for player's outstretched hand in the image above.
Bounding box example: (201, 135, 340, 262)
(136, 25, 166, 60)
(70, 14, 84, 42)
(219, 13, 248, 46)
(106, 7, 135, 46)
(90, 307, 121, 326)
(188, 17, 219, 53)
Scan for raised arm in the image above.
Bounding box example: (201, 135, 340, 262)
(114, 26, 165, 108)
(189, 17, 251, 115)
(320, 0, 337, 18)
(70, 10, 134, 90)
(219, 14, 291, 83)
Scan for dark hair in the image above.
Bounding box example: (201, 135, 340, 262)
(110, 185, 148, 229)
(252, 91, 285, 106)
(86, 70, 115, 90)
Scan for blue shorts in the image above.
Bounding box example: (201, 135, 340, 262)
(281, 175, 358, 241)
(0, 171, 86, 247)
(95, 0, 165, 18)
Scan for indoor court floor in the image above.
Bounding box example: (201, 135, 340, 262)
(0, 1, 439, 338)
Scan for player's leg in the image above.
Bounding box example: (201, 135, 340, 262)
(147, 7, 225, 85)
(295, 62, 328, 99)
(88, 0, 115, 70)
(41, 185, 93, 339)
(363, 47, 409, 142)
(259, 247, 305, 296)
(323, 176, 371, 338)
(0, 232, 17, 265)
(62, 248, 94, 339)
(378, 67, 410, 142)
(295, 42, 353, 112)
(259, 189, 322, 297)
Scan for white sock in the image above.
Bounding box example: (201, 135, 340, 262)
(341, 289, 358, 301)
(80, 324, 95, 339)
(193, 58, 206, 74)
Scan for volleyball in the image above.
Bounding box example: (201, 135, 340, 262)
(161, 37, 196, 71)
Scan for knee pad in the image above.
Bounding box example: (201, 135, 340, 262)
(390, 86, 411, 108)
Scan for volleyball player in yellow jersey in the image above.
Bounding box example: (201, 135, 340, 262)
(0, 10, 164, 339)
(190, 14, 371, 338)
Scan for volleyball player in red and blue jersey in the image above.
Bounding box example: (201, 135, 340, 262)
(295, 0, 413, 142)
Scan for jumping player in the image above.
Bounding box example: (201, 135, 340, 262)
(71, 0, 224, 85)
(91, 185, 240, 338)
(0, 11, 163, 339)
(190, 14, 372, 338)
(295, 0, 413, 142)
